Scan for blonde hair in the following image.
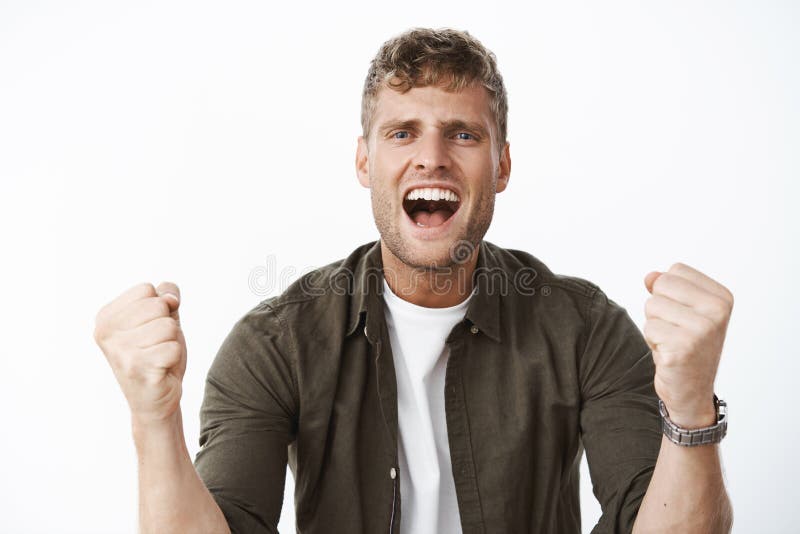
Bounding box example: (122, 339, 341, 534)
(361, 27, 508, 151)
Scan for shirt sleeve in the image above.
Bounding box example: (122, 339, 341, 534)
(578, 287, 662, 534)
(192, 302, 298, 534)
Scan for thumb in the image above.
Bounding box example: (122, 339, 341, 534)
(644, 271, 662, 294)
(156, 281, 181, 325)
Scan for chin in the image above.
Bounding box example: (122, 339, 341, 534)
(388, 230, 477, 272)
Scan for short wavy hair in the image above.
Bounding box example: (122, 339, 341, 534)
(361, 27, 508, 151)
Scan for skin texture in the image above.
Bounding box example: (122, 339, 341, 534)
(355, 82, 511, 307)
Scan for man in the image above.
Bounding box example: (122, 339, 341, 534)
(94, 27, 734, 533)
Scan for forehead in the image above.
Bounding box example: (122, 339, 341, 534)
(372, 83, 494, 131)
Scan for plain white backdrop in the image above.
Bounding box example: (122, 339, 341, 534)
(1, 1, 797, 532)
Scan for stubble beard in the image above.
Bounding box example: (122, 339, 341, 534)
(370, 181, 496, 273)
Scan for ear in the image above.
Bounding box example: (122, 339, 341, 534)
(355, 135, 370, 188)
(495, 141, 511, 193)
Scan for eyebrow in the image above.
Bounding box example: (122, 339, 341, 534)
(377, 118, 490, 138)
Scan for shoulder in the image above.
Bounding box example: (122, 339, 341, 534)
(483, 240, 602, 312)
(482, 241, 637, 346)
(233, 241, 376, 345)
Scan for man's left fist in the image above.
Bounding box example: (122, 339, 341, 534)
(643, 262, 734, 428)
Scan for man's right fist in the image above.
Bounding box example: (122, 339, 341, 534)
(93, 282, 187, 424)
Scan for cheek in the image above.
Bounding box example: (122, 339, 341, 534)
(375, 145, 413, 171)
(369, 179, 397, 211)
(454, 149, 494, 174)
(459, 158, 498, 193)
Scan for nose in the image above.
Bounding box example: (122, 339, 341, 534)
(413, 131, 451, 172)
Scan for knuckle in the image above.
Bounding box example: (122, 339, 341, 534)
(165, 339, 182, 356)
(643, 320, 654, 338)
(92, 324, 105, 344)
(657, 352, 675, 366)
(159, 317, 180, 339)
(169, 318, 180, 336)
(99, 331, 126, 357)
(139, 282, 157, 296)
(644, 297, 656, 316)
(685, 341, 701, 360)
(711, 301, 729, 322)
(94, 308, 106, 328)
(142, 370, 163, 388)
(153, 298, 171, 317)
(119, 357, 139, 380)
(722, 287, 734, 309)
(668, 262, 685, 273)
(159, 341, 182, 366)
(652, 274, 667, 293)
(160, 280, 179, 290)
(698, 306, 725, 333)
(680, 344, 695, 360)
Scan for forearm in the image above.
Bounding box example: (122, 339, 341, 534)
(132, 407, 231, 534)
(632, 434, 732, 533)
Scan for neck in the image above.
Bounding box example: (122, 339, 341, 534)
(379, 240, 479, 308)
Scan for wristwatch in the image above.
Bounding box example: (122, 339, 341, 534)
(658, 395, 728, 447)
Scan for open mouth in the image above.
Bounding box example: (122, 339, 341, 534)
(402, 188, 461, 228)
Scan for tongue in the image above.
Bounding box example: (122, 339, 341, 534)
(411, 209, 451, 227)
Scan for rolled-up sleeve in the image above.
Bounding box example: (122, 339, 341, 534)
(193, 302, 298, 534)
(578, 288, 662, 534)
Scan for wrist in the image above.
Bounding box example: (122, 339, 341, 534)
(132, 409, 184, 450)
(659, 394, 717, 429)
(659, 395, 728, 447)
(663, 406, 717, 429)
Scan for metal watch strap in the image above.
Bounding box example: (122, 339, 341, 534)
(658, 395, 728, 447)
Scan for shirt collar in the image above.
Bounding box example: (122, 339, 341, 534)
(345, 240, 383, 340)
(345, 239, 502, 343)
(464, 239, 502, 342)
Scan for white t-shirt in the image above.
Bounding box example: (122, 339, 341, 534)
(381, 278, 475, 534)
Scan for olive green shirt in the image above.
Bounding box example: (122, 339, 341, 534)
(193, 239, 662, 534)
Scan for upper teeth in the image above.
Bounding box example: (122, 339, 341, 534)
(405, 187, 460, 202)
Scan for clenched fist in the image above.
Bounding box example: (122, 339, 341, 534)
(643, 263, 733, 428)
(93, 282, 187, 424)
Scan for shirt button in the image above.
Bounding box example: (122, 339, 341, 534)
(470, 325, 479, 334)
(390, 467, 397, 480)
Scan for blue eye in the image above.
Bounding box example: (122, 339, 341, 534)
(456, 132, 475, 140)
(393, 131, 410, 139)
